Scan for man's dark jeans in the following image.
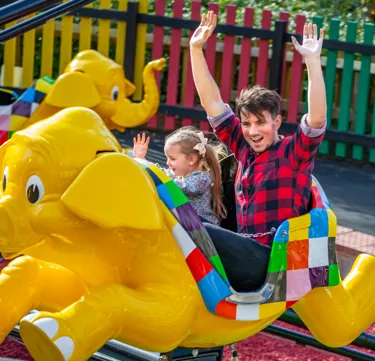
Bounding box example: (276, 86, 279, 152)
(203, 223, 271, 292)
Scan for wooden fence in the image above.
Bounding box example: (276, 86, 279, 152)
(1, 0, 375, 162)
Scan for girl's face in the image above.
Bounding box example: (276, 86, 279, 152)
(165, 143, 198, 177)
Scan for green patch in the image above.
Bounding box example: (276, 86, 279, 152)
(328, 263, 340, 286)
(267, 242, 287, 273)
(164, 181, 188, 207)
(210, 254, 228, 281)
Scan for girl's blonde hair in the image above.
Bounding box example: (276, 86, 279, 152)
(165, 126, 227, 220)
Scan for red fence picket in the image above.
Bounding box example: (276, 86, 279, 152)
(287, 14, 305, 123)
(165, 0, 184, 130)
(237, 7, 254, 95)
(220, 4, 236, 104)
(182, 0, 201, 127)
(148, 0, 166, 128)
(256, 10, 272, 87)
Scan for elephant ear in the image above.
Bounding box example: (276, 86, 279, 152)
(45, 72, 101, 108)
(61, 153, 164, 230)
(124, 78, 136, 97)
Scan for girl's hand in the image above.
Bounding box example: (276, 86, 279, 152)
(292, 23, 324, 61)
(190, 11, 217, 49)
(133, 133, 150, 159)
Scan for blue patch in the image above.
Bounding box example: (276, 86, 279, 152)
(146, 168, 162, 187)
(156, 183, 175, 210)
(19, 87, 36, 103)
(273, 220, 289, 243)
(33, 90, 46, 104)
(309, 209, 328, 238)
(197, 270, 231, 314)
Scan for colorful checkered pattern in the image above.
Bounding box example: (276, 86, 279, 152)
(0, 76, 54, 145)
(140, 154, 340, 321)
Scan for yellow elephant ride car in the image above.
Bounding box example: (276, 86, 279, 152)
(0, 49, 165, 146)
(0, 107, 374, 361)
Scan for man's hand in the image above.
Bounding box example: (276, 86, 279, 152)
(133, 133, 150, 159)
(190, 11, 217, 49)
(292, 23, 324, 61)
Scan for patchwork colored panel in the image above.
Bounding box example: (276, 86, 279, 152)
(0, 115, 11, 131)
(11, 101, 32, 118)
(171, 223, 196, 257)
(286, 268, 312, 301)
(236, 303, 260, 321)
(164, 180, 188, 207)
(197, 270, 232, 314)
(20, 87, 36, 103)
(327, 209, 337, 238)
(146, 167, 163, 186)
(176, 203, 202, 232)
(10, 115, 28, 131)
(309, 265, 329, 287)
(186, 247, 213, 283)
(328, 237, 338, 265)
(215, 299, 237, 319)
(308, 237, 329, 268)
(309, 209, 328, 238)
(0, 131, 8, 145)
(264, 271, 287, 303)
(287, 239, 309, 270)
(259, 301, 286, 319)
(156, 183, 175, 210)
(288, 213, 310, 242)
(268, 241, 287, 272)
(328, 264, 340, 286)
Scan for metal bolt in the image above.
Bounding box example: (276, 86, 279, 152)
(192, 349, 199, 357)
(282, 230, 287, 236)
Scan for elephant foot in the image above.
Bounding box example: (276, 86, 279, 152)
(20, 312, 81, 361)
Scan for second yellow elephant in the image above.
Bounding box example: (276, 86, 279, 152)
(24, 50, 166, 131)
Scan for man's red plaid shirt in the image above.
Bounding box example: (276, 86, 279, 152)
(208, 106, 326, 247)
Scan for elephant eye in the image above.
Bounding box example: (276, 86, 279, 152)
(26, 175, 45, 204)
(111, 86, 119, 101)
(2, 166, 8, 192)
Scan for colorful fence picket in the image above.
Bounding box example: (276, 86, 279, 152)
(1, 0, 375, 163)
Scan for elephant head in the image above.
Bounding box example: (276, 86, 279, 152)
(26, 50, 166, 132)
(0, 107, 122, 258)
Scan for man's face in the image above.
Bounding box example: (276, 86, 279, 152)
(240, 110, 282, 154)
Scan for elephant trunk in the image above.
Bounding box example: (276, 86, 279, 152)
(112, 59, 165, 129)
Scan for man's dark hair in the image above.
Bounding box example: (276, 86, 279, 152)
(236, 85, 282, 120)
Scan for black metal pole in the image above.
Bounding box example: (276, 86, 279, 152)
(124, 1, 139, 83)
(0, 0, 96, 43)
(0, 0, 61, 27)
(269, 20, 287, 93)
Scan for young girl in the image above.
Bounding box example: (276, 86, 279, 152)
(132, 127, 226, 225)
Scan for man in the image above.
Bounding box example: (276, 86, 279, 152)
(190, 12, 327, 292)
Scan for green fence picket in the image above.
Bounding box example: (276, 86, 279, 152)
(304, 16, 324, 115)
(371, 100, 375, 163)
(353, 23, 374, 161)
(320, 19, 340, 155)
(335, 21, 357, 158)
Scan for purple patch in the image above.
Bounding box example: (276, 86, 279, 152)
(176, 203, 203, 233)
(12, 100, 32, 117)
(309, 266, 329, 287)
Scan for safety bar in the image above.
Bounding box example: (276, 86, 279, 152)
(0, 0, 95, 43)
(0, 0, 61, 27)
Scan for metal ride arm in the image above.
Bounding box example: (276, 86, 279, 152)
(0, 0, 61, 27)
(0, 0, 96, 43)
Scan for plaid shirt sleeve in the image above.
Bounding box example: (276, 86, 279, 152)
(287, 114, 326, 169)
(207, 104, 250, 160)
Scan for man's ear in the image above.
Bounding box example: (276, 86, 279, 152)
(274, 115, 282, 130)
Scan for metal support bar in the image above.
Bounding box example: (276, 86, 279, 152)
(0, 0, 61, 27)
(269, 20, 287, 92)
(0, 0, 95, 43)
(124, 1, 139, 82)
